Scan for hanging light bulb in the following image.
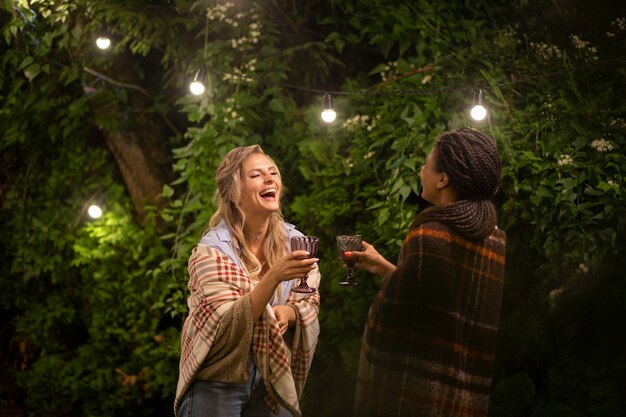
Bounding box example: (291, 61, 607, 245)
(321, 93, 336, 123)
(96, 36, 111, 50)
(95, 25, 112, 50)
(470, 89, 487, 121)
(189, 69, 205, 95)
(189, 80, 205, 95)
(88, 204, 103, 219)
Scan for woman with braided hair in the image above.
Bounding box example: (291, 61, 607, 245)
(347, 128, 506, 417)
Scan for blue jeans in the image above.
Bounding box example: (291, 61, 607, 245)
(178, 364, 293, 417)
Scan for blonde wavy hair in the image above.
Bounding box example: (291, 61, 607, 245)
(208, 145, 289, 283)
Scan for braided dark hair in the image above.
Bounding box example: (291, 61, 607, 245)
(411, 128, 502, 239)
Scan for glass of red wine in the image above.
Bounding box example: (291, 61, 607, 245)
(290, 236, 319, 293)
(336, 235, 363, 286)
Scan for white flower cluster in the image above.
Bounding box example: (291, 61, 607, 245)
(222, 58, 256, 83)
(380, 61, 398, 82)
(542, 94, 557, 125)
(243, 58, 257, 73)
(222, 98, 244, 123)
(557, 154, 573, 166)
(231, 13, 262, 47)
(606, 179, 620, 191)
(548, 287, 564, 308)
(206, 3, 261, 48)
(590, 138, 614, 152)
(530, 42, 562, 61)
(570, 34, 590, 49)
(341, 114, 380, 133)
(549, 288, 564, 299)
(231, 33, 260, 49)
(578, 263, 589, 274)
(206, 2, 234, 21)
(249, 22, 262, 41)
(223, 67, 254, 83)
(569, 34, 598, 60)
(607, 17, 626, 37)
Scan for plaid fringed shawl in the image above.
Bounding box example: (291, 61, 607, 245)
(174, 245, 320, 417)
(354, 222, 505, 417)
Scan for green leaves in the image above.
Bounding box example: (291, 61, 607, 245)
(2, 0, 626, 416)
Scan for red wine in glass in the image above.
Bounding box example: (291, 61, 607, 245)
(290, 236, 319, 293)
(336, 235, 363, 286)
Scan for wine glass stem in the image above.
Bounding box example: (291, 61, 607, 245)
(301, 274, 309, 287)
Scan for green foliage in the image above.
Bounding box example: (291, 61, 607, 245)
(2, 0, 626, 416)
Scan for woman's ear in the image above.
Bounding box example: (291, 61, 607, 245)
(436, 172, 450, 190)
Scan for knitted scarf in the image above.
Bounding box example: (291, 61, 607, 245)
(410, 199, 497, 240)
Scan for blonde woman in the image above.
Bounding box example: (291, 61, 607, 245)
(175, 145, 321, 417)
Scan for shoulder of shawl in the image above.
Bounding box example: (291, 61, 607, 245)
(189, 244, 242, 276)
(403, 221, 455, 257)
(406, 220, 451, 240)
(194, 244, 228, 259)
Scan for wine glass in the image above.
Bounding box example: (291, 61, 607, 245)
(336, 235, 363, 286)
(290, 236, 319, 293)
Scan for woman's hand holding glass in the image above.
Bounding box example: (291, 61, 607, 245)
(265, 250, 318, 286)
(343, 240, 396, 278)
(336, 235, 364, 286)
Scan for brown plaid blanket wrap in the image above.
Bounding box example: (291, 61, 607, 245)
(175, 245, 320, 416)
(354, 222, 506, 417)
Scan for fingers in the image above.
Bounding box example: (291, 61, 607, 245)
(344, 241, 371, 259)
(274, 311, 288, 334)
(272, 306, 291, 335)
(271, 252, 318, 282)
(290, 250, 312, 259)
(277, 320, 288, 335)
(289, 251, 318, 266)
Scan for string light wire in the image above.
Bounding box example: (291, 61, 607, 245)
(67, 4, 626, 119)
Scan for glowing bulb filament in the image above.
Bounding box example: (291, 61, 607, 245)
(470, 89, 487, 121)
(96, 36, 111, 50)
(321, 109, 336, 123)
(321, 93, 336, 123)
(189, 80, 205, 95)
(471, 105, 487, 121)
(88, 204, 103, 219)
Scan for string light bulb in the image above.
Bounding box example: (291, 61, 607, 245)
(96, 36, 111, 50)
(321, 93, 337, 123)
(87, 204, 103, 219)
(189, 69, 205, 95)
(470, 89, 487, 121)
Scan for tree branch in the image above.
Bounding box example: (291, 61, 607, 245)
(83, 66, 151, 97)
